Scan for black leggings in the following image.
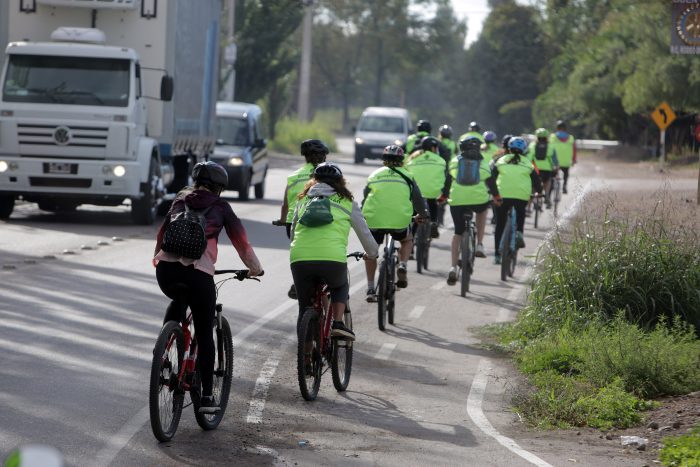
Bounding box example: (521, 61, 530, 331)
(156, 261, 216, 397)
(291, 261, 348, 328)
(426, 198, 439, 223)
(494, 199, 528, 252)
(561, 167, 570, 188)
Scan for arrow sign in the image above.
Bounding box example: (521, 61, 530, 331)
(651, 102, 677, 130)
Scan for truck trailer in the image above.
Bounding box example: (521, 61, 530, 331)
(0, 0, 221, 224)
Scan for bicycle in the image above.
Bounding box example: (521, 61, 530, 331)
(551, 173, 562, 217)
(414, 220, 430, 274)
(377, 233, 398, 331)
(148, 269, 261, 442)
(499, 207, 518, 281)
(532, 193, 544, 229)
(297, 252, 364, 401)
(457, 212, 477, 296)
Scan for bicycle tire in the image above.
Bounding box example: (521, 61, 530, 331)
(194, 316, 233, 430)
(501, 218, 512, 282)
(377, 261, 387, 331)
(460, 229, 472, 296)
(534, 199, 540, 229)
(423, 236, 430, 271)
(331, 310, 353, 391)
(415, 224, 425, 274)
(509, 248, 518, 278)
(297, 308, 322, 401)
(149, 321, 185, 442)
(387, 252, 396, 325)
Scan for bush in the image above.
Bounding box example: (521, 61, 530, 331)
(270, 117, 337, 155)
(659, 425, 700, 466)
(574, 378, 649, 430)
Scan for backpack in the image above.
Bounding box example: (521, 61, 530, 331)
(534, 141, 548, 161)
(161, 204, 213, 259)
(455, 148, 482, 186)
(299, 196, 333, 227)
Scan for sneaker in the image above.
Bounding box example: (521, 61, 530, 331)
(475, 243, 486, 258)
(396, 264, 408, 288)
(447, 270, 457, 285)
(494, 254, 502, 265)
(331, 321, 355, 340)
(366, 287, 377, 303)
(198, 396, 221, 414)
(430, 222, 439, 238)
(563, 186, 568, 194)
(287, 283, 297, 299)
(516, 232, 525, 249)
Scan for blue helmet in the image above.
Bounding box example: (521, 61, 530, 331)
(508, 137, 528, 155)
(483, 131, 497, 143)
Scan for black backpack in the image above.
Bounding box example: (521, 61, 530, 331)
(161, 204, 213, 259)
(534, 141, 548, 161)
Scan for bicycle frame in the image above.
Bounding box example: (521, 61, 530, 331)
(310, 283, 333, 359)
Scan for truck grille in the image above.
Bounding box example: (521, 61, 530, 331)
(18, 124, 109, 148)
(29, 177, 92, 188)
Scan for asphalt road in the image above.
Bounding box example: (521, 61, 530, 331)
(1, 143, 695, 466)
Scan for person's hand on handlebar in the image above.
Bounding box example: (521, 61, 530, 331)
(362, 253, 378, 261)
(493, 194, 503, 207)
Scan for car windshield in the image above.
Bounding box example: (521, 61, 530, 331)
(358, 116, 405, 133)
(216, 117, 249, 146)
(2, 55, 130, 107)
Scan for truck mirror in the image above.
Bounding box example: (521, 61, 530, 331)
(160, 75, 174, 101)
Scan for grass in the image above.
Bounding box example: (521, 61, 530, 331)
(660, 425, 700, 466)
(270, 117, 338, 155)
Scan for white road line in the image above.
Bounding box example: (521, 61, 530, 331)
(431, 280, 446, 291)
(246, 357, 280, 424)
(408, 305, 425, 320)
(467, 359, 554, 467)
(93, 406, 149, 467)
(374, 343, 397, 360)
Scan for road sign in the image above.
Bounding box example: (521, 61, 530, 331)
(651, 102, 677, 131)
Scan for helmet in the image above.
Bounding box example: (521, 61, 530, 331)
(555, 120, 566, 130)
(192, 161, 228, 189)
(382, 144, 404, 162)
(535, 128, 549, 139)
(300, 139, 329, 157)
(459, 136, 481, 152)
(313, 162, 343, 182)
(420, 136, 440, 151)
(416, 120, 432, 133)
(439, 124, 452, 138)
(501, 134, 513, 149)
(508, 137, 528, 155)
(469, 121, 481, 132)
(483, 131, 497, 143)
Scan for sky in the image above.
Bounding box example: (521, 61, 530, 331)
(451, 0, 538, 46)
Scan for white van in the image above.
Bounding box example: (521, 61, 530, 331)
(353, 107, 412, 163)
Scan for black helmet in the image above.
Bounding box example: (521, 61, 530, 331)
(420, 136, 439, 151)
(501, 134, 513, 149)
(192, 161, 228, 189)
(416, 120, 432, 133)
(469, 121, 481, 132)
(300, 139, 329, 157)
(555, 120, 567, 130)
(439, 124, 452, 138)
(313, 162, 343, 182)
(459, 136, 481, 152)
(382, 144, 404, 162)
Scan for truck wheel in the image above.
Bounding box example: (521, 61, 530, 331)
(254, 172, 266, 199)
(131, 159, 163, 225)
(0, 195, 15, 219)
(238, 172, 251, 201)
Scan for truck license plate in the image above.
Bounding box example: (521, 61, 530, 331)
(46, 163, 78, 174)
(371, 147, 384, 154)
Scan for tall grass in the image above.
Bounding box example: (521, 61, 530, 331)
(270, 117, 338, 155)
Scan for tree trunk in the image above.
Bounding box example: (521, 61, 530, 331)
(373, 37, 384, 106)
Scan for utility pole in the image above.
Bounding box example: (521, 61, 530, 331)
(297, 1, 313, 122)
(223, 0, 236, 102)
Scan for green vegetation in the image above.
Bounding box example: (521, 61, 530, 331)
(269, 117, 337, 155)
(660, 425, 700, 467)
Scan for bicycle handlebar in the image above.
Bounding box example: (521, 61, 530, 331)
(347, 251, 365, 261)
(214, 269, 264, 281)
(271, 220, 286, 226)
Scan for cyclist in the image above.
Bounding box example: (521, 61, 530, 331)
(405, 120, 432, 154)
(528, 128, 559, 208)
(445, 136, 498, 285)
(290, 162, 379, 341)
(491, 137, 543, 264)
(438, 124, 458, 158)
(153, 161, 263, 413)
(459, 121, 485, 144)
(549, 120, 576, 194)
(481, 131, 500, 160)
(362, 145, 429, 301)
(406, 136, 448, 239)
(276, 139, 329, 298)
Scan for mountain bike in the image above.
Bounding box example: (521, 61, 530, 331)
(551, 173, 562, 217)
(532, 193, 544, 229)
(414, 221, 430, 274)
(149, 269, 261, 442)
(499, 207, 518, 281)
(458, 212, 477, 296)
(297, 252, 364, 401)
(377, 233, 398, 331)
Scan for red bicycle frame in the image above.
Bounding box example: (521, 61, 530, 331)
(312, 283, 333, 357)
(168, 312, 196, 391)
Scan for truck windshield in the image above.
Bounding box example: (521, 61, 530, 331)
(2, 55, 130, 107)
(358, 116, 405, 133)
(216, 117, 249, 146)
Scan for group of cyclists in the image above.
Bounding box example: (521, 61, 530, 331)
(151, 118, 576, 414)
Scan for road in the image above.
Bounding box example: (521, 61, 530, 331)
(1, 143, 695, 466)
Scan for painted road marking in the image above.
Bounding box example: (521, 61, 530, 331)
(374, 343, 397, 360)
(467, 359, 554, 467)
(408, 305, 425, 320)
(246, 357, 280, 424)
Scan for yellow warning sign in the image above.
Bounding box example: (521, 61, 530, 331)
(651, 102, 677, 131)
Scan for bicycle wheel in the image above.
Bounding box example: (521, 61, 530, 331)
(533, 198, 540, 229)
(500, 218, 512, 282)
(460, 230, 472, 296)
(387, 254, 396, 325)
(149, 321, 185, 442)
(297, 308, 322, 401)
(423, 236, 430, 271)
(194, 316, 233, 430)
(331, 310, 353, 391)
(377, 261, 388, 331)
(509, 247, 518, 278)
(415, 224, 425, 274)
(553, 179, 561, 216)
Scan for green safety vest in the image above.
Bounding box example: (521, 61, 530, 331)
(549, 134, 575, 167)
(362, 166, 414, 229)
(527, 141, 556, 172)
(290, 194, 353, 263)
(458, 131, 485, 143)
(481, 143, 500, 161)
(448, 156, 491, 206)
(406, 131, 429, 154)
(495, 154, 534, 201)
(285, 163, 314, 223)
(406, 150, 446, 199)
(440, 137, 457, 157)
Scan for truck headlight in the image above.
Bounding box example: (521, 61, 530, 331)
(228, 157, 243, 166)
(0, 161, 7, 173)
(355, 137, 364, 145)
(113, 165, 126, 177)
(394, 139, 403, 146)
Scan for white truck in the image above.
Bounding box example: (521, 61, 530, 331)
(0, 0, 221, 224)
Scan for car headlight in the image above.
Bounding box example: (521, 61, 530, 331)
(355, 137, 364, 145)
(0, 161, 7, 173)
(228, 157, 244, 166)
(113, 165, 126, 177)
